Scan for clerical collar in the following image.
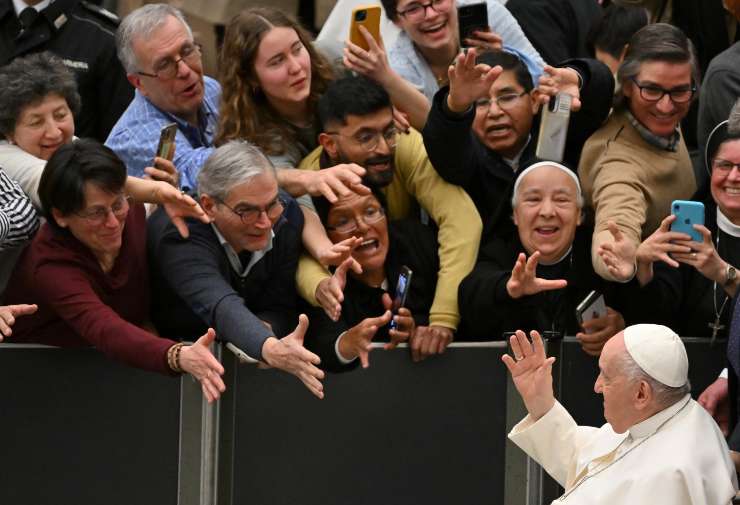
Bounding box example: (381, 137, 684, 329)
(628, 394, 691, 439)
(13, 0, 51, 16)
(538, 246, 573, 267)
(625, 110, 680, 152)
(211, 223, 274, 278)
(717, 208, 740, 237)
(503, 135, 532, 171)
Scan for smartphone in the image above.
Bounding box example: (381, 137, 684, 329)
(576, 290, 607, 331)
(349, 5, 381, 51)
(536, 93, 572, 163)
(155, 122, 177, 162)
(457, 2, 488, 48)
(670, 200, 705, 242)
(389, 266, 413, 330)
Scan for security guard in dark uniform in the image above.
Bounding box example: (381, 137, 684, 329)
(0, 0, 134, 141)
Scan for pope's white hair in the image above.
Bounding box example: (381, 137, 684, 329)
(618, 351, 691, 409)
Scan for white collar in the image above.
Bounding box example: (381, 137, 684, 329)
(503, 135, 532, 171)
(538, 245, 573, 266)
(13, 0, 51, 16)
(717, 208, 740, 237)
(628, 394, 691, 439)
(211, 223, 274, 278)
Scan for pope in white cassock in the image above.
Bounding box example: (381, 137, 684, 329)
(503, 324, 738, 504)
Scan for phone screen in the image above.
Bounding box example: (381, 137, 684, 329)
(390, 267, 413, 330)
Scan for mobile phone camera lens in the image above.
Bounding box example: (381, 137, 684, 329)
(355, 10, 367, 21)
(685, 218, 690, 224)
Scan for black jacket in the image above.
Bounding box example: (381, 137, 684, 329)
(422, 58, 613, 235)
(0, 0, 133, 141)
(305, 218, 439, 372)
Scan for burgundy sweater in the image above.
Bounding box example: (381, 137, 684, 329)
(4, 204, 175, 374)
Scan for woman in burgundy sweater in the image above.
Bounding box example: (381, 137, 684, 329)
(4, 140, 225, 402)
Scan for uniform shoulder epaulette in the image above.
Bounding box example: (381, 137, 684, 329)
(79, 0, 120, 26)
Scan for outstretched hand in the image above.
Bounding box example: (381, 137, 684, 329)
(316, 257, 353, 321)
(506, 251, 567, 299)
(317, 236, 363, 274)
(154, 182, 210, 238)
(446, 47, 502, 113)
(178, 328, 226, 403)
(0, 303, 37, 339)
(502, 330, 556, 420)
(536, 65, 582, 111)
(597, 222, 637, 282)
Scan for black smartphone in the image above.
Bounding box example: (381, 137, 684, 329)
(575, 290, 607, 329)
(457, 2, 488, 48)
(389, 266, 413, 330)
(155, 122, 177, 162)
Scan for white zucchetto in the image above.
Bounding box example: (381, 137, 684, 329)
(623, 324, 689, 387)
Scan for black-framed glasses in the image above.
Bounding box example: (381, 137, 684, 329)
(217, 196, 285, 225)
(74, 194, 131, 225)
(475, 91, 528, 110)
(326, 205, 386, 234)
(713, 159, 740, 172)
(397, 0, 451, 21)
(629, 77, 695, 104)
(137, 42, 202, 80)
(325, 125, 399, 152)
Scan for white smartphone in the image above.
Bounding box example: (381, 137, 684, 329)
(575, 290, 607, 331)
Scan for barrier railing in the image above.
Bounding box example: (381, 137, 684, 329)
(0, 337, 725, 505)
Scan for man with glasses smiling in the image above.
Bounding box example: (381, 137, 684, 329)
(579, 24, 699, 283)
(149, 140, 327, 399)
(298, 74, 481, 359)
(106, 3, 218, 191)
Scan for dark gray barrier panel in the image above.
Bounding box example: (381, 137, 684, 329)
(221, 343, 508, 505)
(0, 345, 181, 505)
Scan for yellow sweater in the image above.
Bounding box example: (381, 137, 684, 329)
(579, 109, 696, 280)
(297, 129, 482, 329)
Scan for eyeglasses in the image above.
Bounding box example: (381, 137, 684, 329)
(397, 0, 451, 22)
(475, 91, 528, 111)
(137, 42, 202, 80)
(75, 194, 131, 225)
(629, 77, 695, 104)
(326, 125, 399, 152)
(713, 159, 740, 172)
(326, 205, 386, 234)
(217, 196, 285, 225)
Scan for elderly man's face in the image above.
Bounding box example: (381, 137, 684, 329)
(129, 15, 205, 124)
(204, 172, 282, 253)
(513, 165, 581, 264)
(594, 333, 643, 434)
(623, 60, 693, 138)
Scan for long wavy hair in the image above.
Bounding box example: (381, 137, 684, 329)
(216, 7, 334, 155)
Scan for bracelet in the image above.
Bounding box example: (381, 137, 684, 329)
(167, 343, 185, 373)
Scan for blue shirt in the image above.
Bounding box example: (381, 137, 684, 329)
(105, 76, 221, 190)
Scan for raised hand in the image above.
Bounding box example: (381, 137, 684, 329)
(576, 307, 625, 356)
(446, 47, 503, 113)
(506, 251, 568, 299)
(261, 314, 325, 399)
(317, 236, 363, 273)
(144, 156, 180, 188)
(634, 214, 692, 285)
(597, 221, 637, 282)
(0, 303, 37, 339)
(501, 329, 556, 420)
(409, 325, 453, 362)
(178, 328, 226, 403)
(535, 64, 582, 111)
(339, 308, 392, 368)
(303, 164, 371, 203)
(464, 28, 503, 53)
(343, 25, 394, 87)
(316, 257, 353, 321)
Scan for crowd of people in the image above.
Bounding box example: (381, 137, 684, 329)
(0, 0, 740, 500)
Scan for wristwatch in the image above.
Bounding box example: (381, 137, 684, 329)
(725, 265, 737, 286)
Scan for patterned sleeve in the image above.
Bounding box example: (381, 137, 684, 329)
(0, 167, 39, 250)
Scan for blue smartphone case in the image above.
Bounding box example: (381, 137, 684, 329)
(670, 200, 705, 242)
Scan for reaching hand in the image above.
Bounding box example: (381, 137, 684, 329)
(671, 224, 729, 287)
(178, 329, 226, 403)
(501, 330, 556, 420)
(535, 65, 582, 111)
(446, 47, 502, 113)
(576, 307, 625, 356)
(409, 325, 453, 362)
(464, 28, 503, 53)
(506, 251, 568, 299)
(316, 236, 363, 274)
(153, 182, 210, 238)
(634, 215, 691, 285)
(339, 308, 392, 368)
(382, 293, 415, 350)
(315, 257, 353, 321)
(261, 314, 325, 399)
(0, 303, 37, 339)
(343, 25, 394, 87)
(597, 222, 637, 282)
(698, 377, 729, 436)
(303, 164, 371, 203)
(144, 156, 180, 188)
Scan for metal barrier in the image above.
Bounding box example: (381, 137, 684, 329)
(0, 337, 726, 505)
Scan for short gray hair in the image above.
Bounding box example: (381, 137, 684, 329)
(615, 23, 700, 109)
(0, 52, 81, 138)
(197, 140, 276, 201)
(618, 350, 691, 410)
(116, 3, 193, 74)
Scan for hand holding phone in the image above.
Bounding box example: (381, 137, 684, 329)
(670, 200, 705, 243)
(155, 122, 177, 163)
(349, 5, 381, 51)
(536, 93, 571, 162)
(457, 2, 488, 49)
(575, 290, 607, 332)
(389, 266, 412, 330)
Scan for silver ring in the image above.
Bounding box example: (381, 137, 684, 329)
(515, 355, 524, 362)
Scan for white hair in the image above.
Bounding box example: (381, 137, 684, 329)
(197, 140, 276, 200)
(618, 351, 691, 409)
